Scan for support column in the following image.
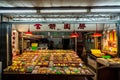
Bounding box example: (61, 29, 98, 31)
(0, 23, 12, 69)
(116, 23, 120, 57)
(94, 37, 98, 49)
(19, 32, 24, 54)
(75, 37, 77, 52)
(0, 14, 12, 69)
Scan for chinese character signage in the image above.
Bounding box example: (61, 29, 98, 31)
(48, 24, 56, 29)
(64, 23, 70, 29)
(78, 24, 86, 29)
(34, 24, 42, 29)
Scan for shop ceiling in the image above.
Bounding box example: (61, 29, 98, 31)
(0, 0, 120, 23)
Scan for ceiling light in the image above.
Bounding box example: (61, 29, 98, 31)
(0, 10, 36, 13)
(91, 9, 120, 13)
(92, 24, 102, 37)
(70, 31, 79, 38)
(25, 24, 32, 36)
(70, 24, 79, 38)
(46, 18, 76, 21)
(13, 18, 45, 21)
(92, 32, 102, 37)
(113, 29, 116, 32)
(40, 9, 87, 13)
(25, 31, 32, 36)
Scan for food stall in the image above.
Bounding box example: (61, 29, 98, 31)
(86, 24, 120, 80)
(102, 28, 117, 57)
(3, 50, 94, 80)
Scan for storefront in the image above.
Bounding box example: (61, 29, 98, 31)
(1, 17, 120, 80)
(0, 1, 120, 80)
(2, 23, 96, 80)
(85, 23, 120, 80)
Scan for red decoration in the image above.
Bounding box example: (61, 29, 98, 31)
(92, 24, 102, 37)
(92, 32, 102, 37)
(13, 32, 15, 35)
(13, 37, 15, 40)
(48, 24, 56, 29)
(64, 24, 70, 29)
(70, 31, 79, 38)
(13, 41, 15, 44)
(25, 31, 32, 35)
(78, 24, 86, 29)
(12, 46, 15, 48)
(34, 24, 42, 29)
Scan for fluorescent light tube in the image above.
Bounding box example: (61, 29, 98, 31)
(13, 18, 44, 21)
(13, 17, 112, 22)
(46, 18, 76, 21)
(0, 10, 36, 13)
(40, 9, 87, 13)
(91, 9, 120, 12)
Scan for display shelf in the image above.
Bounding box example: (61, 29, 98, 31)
(87, 50, 120, 80)
(101, 50, 117, 57)
(97, 58, 120, 68)
(3, 73, 92, 80)
(97, 61, 119, 80)
(3, 50, 94, 80)
(87, 54, 97, 73)
(3, 71, 94, 76)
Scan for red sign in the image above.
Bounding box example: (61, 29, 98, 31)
(48, 24, 56, 29)
(34, 24, 42, 29)
(64, 24, 70, 29)
(78, 24, 86, 29)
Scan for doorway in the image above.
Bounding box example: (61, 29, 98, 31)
(62, 39, 70, 49)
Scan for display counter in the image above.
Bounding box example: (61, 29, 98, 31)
(97, 58, 120, 67)
(96, 58, 120, 80)
(87, 49, 120, 80)
(3, 50, 94, 80)
(101, 50, 117, 57)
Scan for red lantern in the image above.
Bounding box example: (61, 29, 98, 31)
(25, 24, 32, 35)
(70, 31, 79, 38)
(92, 32, 102, 37)
(25, 31, 32, 36)
(92, 24, 102, 37)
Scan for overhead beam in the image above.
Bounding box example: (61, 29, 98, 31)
(2, 20, 119, 24)
(0, 6, 120, 10)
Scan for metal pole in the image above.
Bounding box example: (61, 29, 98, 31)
(75, 37, 77, 52)
(6, 25, 9, 66)
(22, 32, 24, 53)
(94, 37, 98, 49)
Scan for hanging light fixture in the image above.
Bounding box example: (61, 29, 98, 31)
(25, 24, 32, 35)
(92, 24, 102, 37)
(70, 24, 79, 38)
